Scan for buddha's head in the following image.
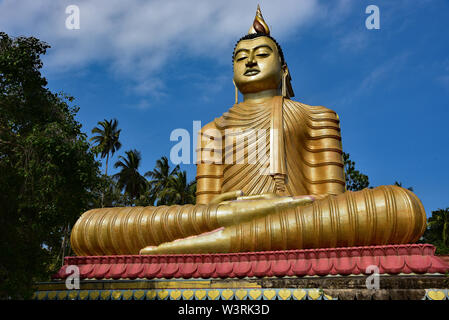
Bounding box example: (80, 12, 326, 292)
(232, 6, 294, 97)
(233, 33, 285, 94)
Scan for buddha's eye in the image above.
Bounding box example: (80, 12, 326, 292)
(236, 56, 247, 62)
(256, 53, 270, 58)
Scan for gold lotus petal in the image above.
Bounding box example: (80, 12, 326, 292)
(207, 290, 220, 300)
(195, 290, 207, 300)
(146, 290, 157, 300)
(100, 290, 111, 300)
(292, 289, 307, 300)
(308, 289, 321, 300)
(123, 290, 133, 300)
(79, 290, 89, 300)
(427, 290, 446, 300)
(235, 289, 247, 300)
(249, 289, 262, 300)
(68, 291, 78, 300)
(157, 290, 169, 300)
(57, 291, 67, 300)
(221, 289, 234, 300)
(111, 291, 121, 300)
(37, 291, 47, 300)
(89, 291, 99, 300)
(171, 290, 182, 300)
(263, 289, 276, 300)
(182, 290, 194, 300)
(133, 290, 145, 300)
(47, 291, 57, 300)
(278, 289, 291, 300)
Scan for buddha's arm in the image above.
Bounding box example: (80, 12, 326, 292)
(293, 102, 346, 197)
(195, 121, 224, 204)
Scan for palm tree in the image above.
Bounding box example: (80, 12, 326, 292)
(90, 119, 122, 176)
(159, 171, 196, 205)
(113, 149, 147, 201)
(145, 156, 179, 205)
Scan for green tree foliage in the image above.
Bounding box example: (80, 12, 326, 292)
(113, 149, 148, 201)
(342, 152, 370, 191)
(0, 32, 100, 298)
(90, 174, 128, 208)
(145, 156, 180, 205)
(394, 181, 414, 192)
(159, 171, 196, 205)
(421, 208, 449, 255)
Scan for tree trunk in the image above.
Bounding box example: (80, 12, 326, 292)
(443, 221, 448, 246)
(101, 153, 109, 208)
(105, 153, 109, 176)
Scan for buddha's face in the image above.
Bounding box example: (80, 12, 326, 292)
(233, 36, 283, 94)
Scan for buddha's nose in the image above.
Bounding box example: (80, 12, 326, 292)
(246, 60, 257, 68)
(246, 53, 257, 67)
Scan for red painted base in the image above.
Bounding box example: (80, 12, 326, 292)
(53, 244, 449, 280)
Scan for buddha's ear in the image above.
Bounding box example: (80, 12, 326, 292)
(281, 63, 288, 74)
(281, 64, 295, 98)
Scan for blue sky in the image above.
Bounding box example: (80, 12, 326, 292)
(1, 0, 448, 216)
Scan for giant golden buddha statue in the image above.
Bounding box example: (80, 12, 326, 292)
(71, 6, 426, 256)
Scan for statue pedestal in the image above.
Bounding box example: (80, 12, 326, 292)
(35, 244, 449, 300)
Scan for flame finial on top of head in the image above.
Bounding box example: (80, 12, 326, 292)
(248, 5, 270, 35)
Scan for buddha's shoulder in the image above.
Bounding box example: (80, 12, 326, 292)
(200, 120, 220, 135)
(284, 99, 339, 117)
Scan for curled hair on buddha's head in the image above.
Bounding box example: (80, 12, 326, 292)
(232, 33, 286, 66)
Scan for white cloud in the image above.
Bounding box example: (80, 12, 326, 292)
(359, 53, 409, 91)
(0, 1, 319, 72)
(134, 99, 151, 110)
(339, 31, 368, 52)
(334, 52, 410, 107)
(2, 0, 360, 100)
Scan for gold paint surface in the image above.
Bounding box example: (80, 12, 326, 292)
(221, 289, 234, 300)
(235, 289, 248, 300)
(278, 289, 291, 300)
(122, 290, 133, 300)
(308, 289, 322, 300)
(134, 290, 145, 300)
(89, 291, 99, 300)
(195, 290, 207, 300)
(100, 290, 110, 300)
(249, 289, 262, 300)
(68, 291, 78, 300)
(57, 291, 67, 300)
(292, 289, 307, 300)
(427, 290, 446, 300)
(157, 290, 169, 300)
(111, 290, 121, 300)
(47, 291, 57, 300)
(36, 279, 262, 291)
(37, 292, 47, 300)
(207, 290, 220, 300)
(79, 290, 89, 300)
(263, 289, 276, 300)
(146, 290, 156, 300)
(170, 290, 181, 300)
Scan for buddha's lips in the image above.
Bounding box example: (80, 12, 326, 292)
(244, 69, 260, 76)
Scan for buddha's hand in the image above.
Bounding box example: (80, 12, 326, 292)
(213, 190, 315, 227)
(139, 192, 315, 255)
